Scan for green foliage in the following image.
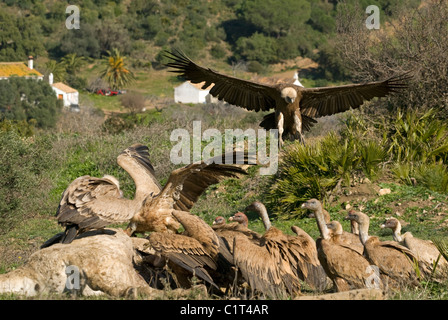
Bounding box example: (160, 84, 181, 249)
(0, 130, 52, 230)
(0, 77, 62, 128)
(0, 11, 46, 61)
(99, 49, 135, 90)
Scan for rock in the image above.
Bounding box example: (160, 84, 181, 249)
(295, 288, 384, 300)
(378, 188, 391, 196)
(0, 229, 156, 297)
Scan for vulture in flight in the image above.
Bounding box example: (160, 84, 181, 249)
(125, 151, 251, 235)
(165, 49, 411, 145)
(42, 144, 161, 248)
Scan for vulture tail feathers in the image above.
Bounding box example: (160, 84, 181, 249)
(61, 224, 79, 244)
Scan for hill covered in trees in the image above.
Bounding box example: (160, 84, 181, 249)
(0, 0, 419, 82)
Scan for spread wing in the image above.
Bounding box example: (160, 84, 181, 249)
(165, 49, 278, 112)
(160, 152, 250, 212)
(233, 235, 287, 296)
(56, 175, 135, 230)
(300, 72, 411, 118)
(147, 232, 218, 288)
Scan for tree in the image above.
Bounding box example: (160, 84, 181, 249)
(99, 49, 135, 90)
(0, 11, 46, 61)
(59, 23, 101, 58)
(239, 0, 311, 38)
(0, 77, 62, 129)
(335, 0, 448, 117)
(60, 53, 86, 75)
(44, 60, 67, 83)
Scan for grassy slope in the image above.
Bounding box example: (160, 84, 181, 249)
(1, 58, 448, 300)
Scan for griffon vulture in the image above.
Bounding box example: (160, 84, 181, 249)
(42, 144, 161, 248)
(125, 152, 250, 235)
(165, 49, 411, 146)
(143, 210, 233, 290)
(345, 210, 420, 289)
(381, 217, 448, 278)
(232, 201, 327, 295)
(301, 199, 382, 292)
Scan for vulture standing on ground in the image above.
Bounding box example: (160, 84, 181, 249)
(307, 205, 363, 254)
(345, 210, 420, 289)
(232, 201, 327, 295)
(143, 210, 233, 290)
(125, 152, 250, 236)
(165, 49, 411, 146)
(381, 217, 448, 277)
(301, 199, 381, 292)
(42, 144, 161, 248)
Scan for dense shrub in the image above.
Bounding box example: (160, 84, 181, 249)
(0, 131, 53, 230)
(0, 77, 62, 129)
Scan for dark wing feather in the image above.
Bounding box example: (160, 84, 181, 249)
(165, 49, 278, 112)
(159, 152, 250, 212)
(300, 72, 411, 118)
(147, 232, 218, 288)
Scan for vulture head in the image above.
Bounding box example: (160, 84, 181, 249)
(229, 212, 249, 227)
(213, 216, 226, 226)
(280, 87, 297, 104)
(301, 198, 322, 212)
(117, 144, 156, 175)
(344, 210, 369, 226)
(326, 221, 344, 236)
(380, 217, 401, 232)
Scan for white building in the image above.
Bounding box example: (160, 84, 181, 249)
(293, 71, 304, 87)
(49, 73, 79, 108)
(174, 81, 217, 104)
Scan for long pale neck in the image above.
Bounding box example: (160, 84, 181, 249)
(358, 221, 370, 245)
(257, 205, 272, 230)
(392, 226, 403, 242)
(124, 162, 160, 202)
(350, 220, 359, 235)
(315, 207, 330, 240)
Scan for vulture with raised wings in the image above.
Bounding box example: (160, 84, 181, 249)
(125, 152, 250, 235)
(42, 144, 161, 248)
(165, 49, 411, 145)
(233, 201, 327, 296)
(143, 210, 233, 290)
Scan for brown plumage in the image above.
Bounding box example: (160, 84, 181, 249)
(165, 49, 411, 146)
(233, 201, 327, 296)
(126, 152, 249, 235)
(346, 210, 420, 289)
(307, 205, 363, 254)
(43, 144, 161, 247)
(144, 210, 233, 289)
(301, 199, 382, 292)
(212, 213, 262, 254)
(381, 217, 448, 277)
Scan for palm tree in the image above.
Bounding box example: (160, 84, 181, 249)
(99, 48, 135, 90)
(61, 53, 86, 75)
(44, 60, 67, 82)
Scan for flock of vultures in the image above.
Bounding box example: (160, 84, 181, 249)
(3, 50, 441, 299)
